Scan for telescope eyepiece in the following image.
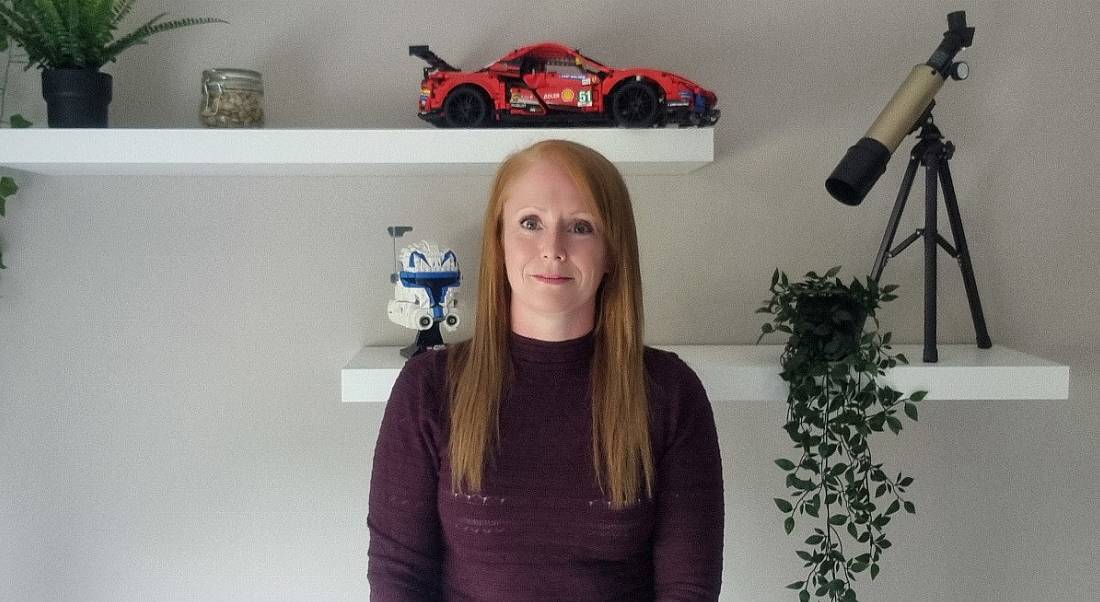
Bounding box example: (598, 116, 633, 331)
(947, 11, 968, 32)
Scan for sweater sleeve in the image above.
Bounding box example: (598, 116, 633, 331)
(650, 353, 725, 601)
(367, 352, 445, 601)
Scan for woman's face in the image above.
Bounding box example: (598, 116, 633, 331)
(500, 159, 608, 339)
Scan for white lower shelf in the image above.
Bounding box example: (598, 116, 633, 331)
(0, 127, 713, 176)
(341, 344, 1069, 402)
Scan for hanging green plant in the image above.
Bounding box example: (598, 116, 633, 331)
(757, 267, 927, 602)
(1, 33, 32, 270)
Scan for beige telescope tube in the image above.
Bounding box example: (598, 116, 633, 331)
(865, 64, 946, 152)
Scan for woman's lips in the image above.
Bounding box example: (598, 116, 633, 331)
(533, 274, 572, 284)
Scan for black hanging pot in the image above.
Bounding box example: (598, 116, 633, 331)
(794, 292, 868, 361)
(41, 68, 113, 128)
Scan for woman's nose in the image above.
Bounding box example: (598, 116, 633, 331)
(541, 229, 566, 260)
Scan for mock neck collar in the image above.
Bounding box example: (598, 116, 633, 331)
(509, 330, 595, 367)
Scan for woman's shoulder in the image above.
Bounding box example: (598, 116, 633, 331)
(388, 345, 455, 416)
(642, 346, 701, 385)
(643, 346, 710, 410)
(642, 346, 716, 451)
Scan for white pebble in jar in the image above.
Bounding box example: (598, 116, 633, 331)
(200, 68, 264, 128)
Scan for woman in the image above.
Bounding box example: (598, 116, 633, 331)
(368, 140, 724, 601)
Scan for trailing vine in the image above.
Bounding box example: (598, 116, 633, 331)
(1, 32, 32, 270)
(757, 267, 926, 601)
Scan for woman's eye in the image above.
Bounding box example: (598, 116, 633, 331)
(519, 216, 540, 230)
(571, 221, 594, 234)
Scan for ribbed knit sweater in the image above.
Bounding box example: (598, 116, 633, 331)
(367, 332, 724, 601)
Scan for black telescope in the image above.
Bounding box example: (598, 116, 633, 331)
(826, 11, 975, 206)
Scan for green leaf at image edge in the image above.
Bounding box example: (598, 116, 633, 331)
(9, 114, 33, 128)
(0, 175, 16, 200)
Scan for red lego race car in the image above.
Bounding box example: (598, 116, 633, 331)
(410, 42, 720, 128)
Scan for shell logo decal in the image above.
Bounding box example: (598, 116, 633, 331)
(562, 88, 575, 102)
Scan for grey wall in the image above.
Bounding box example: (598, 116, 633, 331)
(2, 0, 1098, 599)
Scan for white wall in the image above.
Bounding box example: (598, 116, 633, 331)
(2, 0, 1098, 599)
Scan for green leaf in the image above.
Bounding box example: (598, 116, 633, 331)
(886, 500, 900, 515)
(799, 590, 810, 602)
(825, 266, 842, 278)
(886, 416, 902, 434)
(904, 402, 918, 421)
(805, 534, 823, 545)
(784, 516, 795, 534)
(0, 176, 16, 199)
(774, 498, 793, 513)
(9, 114, 33, 128)
(787, 581, 805, 590)
(828, 514, 847, 526)
(904, 500, 916, 514)
(870, 563, 880, 580)
(775, 458, 796, 471)
(910, 390, 927, 401)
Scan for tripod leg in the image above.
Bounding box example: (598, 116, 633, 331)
(923, 151, 939, 363)
(939, 161, 993, 349)
(871, 155, 921, 282)
(871, 155, 924, 281)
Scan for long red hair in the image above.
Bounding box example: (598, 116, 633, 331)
(446, 139, 652, 508)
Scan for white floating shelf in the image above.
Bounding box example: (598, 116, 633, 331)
(0, 127, 713, 176)
(342, 344, 1069, 402)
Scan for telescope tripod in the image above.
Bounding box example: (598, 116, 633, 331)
(870, 117, 992, 362)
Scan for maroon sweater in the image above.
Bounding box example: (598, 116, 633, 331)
(367, 333, 724, 601)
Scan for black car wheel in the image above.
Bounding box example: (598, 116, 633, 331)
(611, 81, 659, 127)
(443, 86, 491, 128)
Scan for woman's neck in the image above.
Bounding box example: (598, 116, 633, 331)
(509, 311, 595, 342)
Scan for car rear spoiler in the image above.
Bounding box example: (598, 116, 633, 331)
(409, 45, 459, 78)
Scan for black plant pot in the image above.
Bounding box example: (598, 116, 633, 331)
(42, 68, 112, 128)
(795, 293, 868, 360)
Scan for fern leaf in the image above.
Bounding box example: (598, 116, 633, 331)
(110, 0, 136, 27)
(101, 15, 225, 63)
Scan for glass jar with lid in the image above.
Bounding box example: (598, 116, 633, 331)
(200, 68, 264, 128)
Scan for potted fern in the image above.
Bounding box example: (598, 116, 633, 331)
(0, 0, 225, 127)
(758, 267, 926, 601)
